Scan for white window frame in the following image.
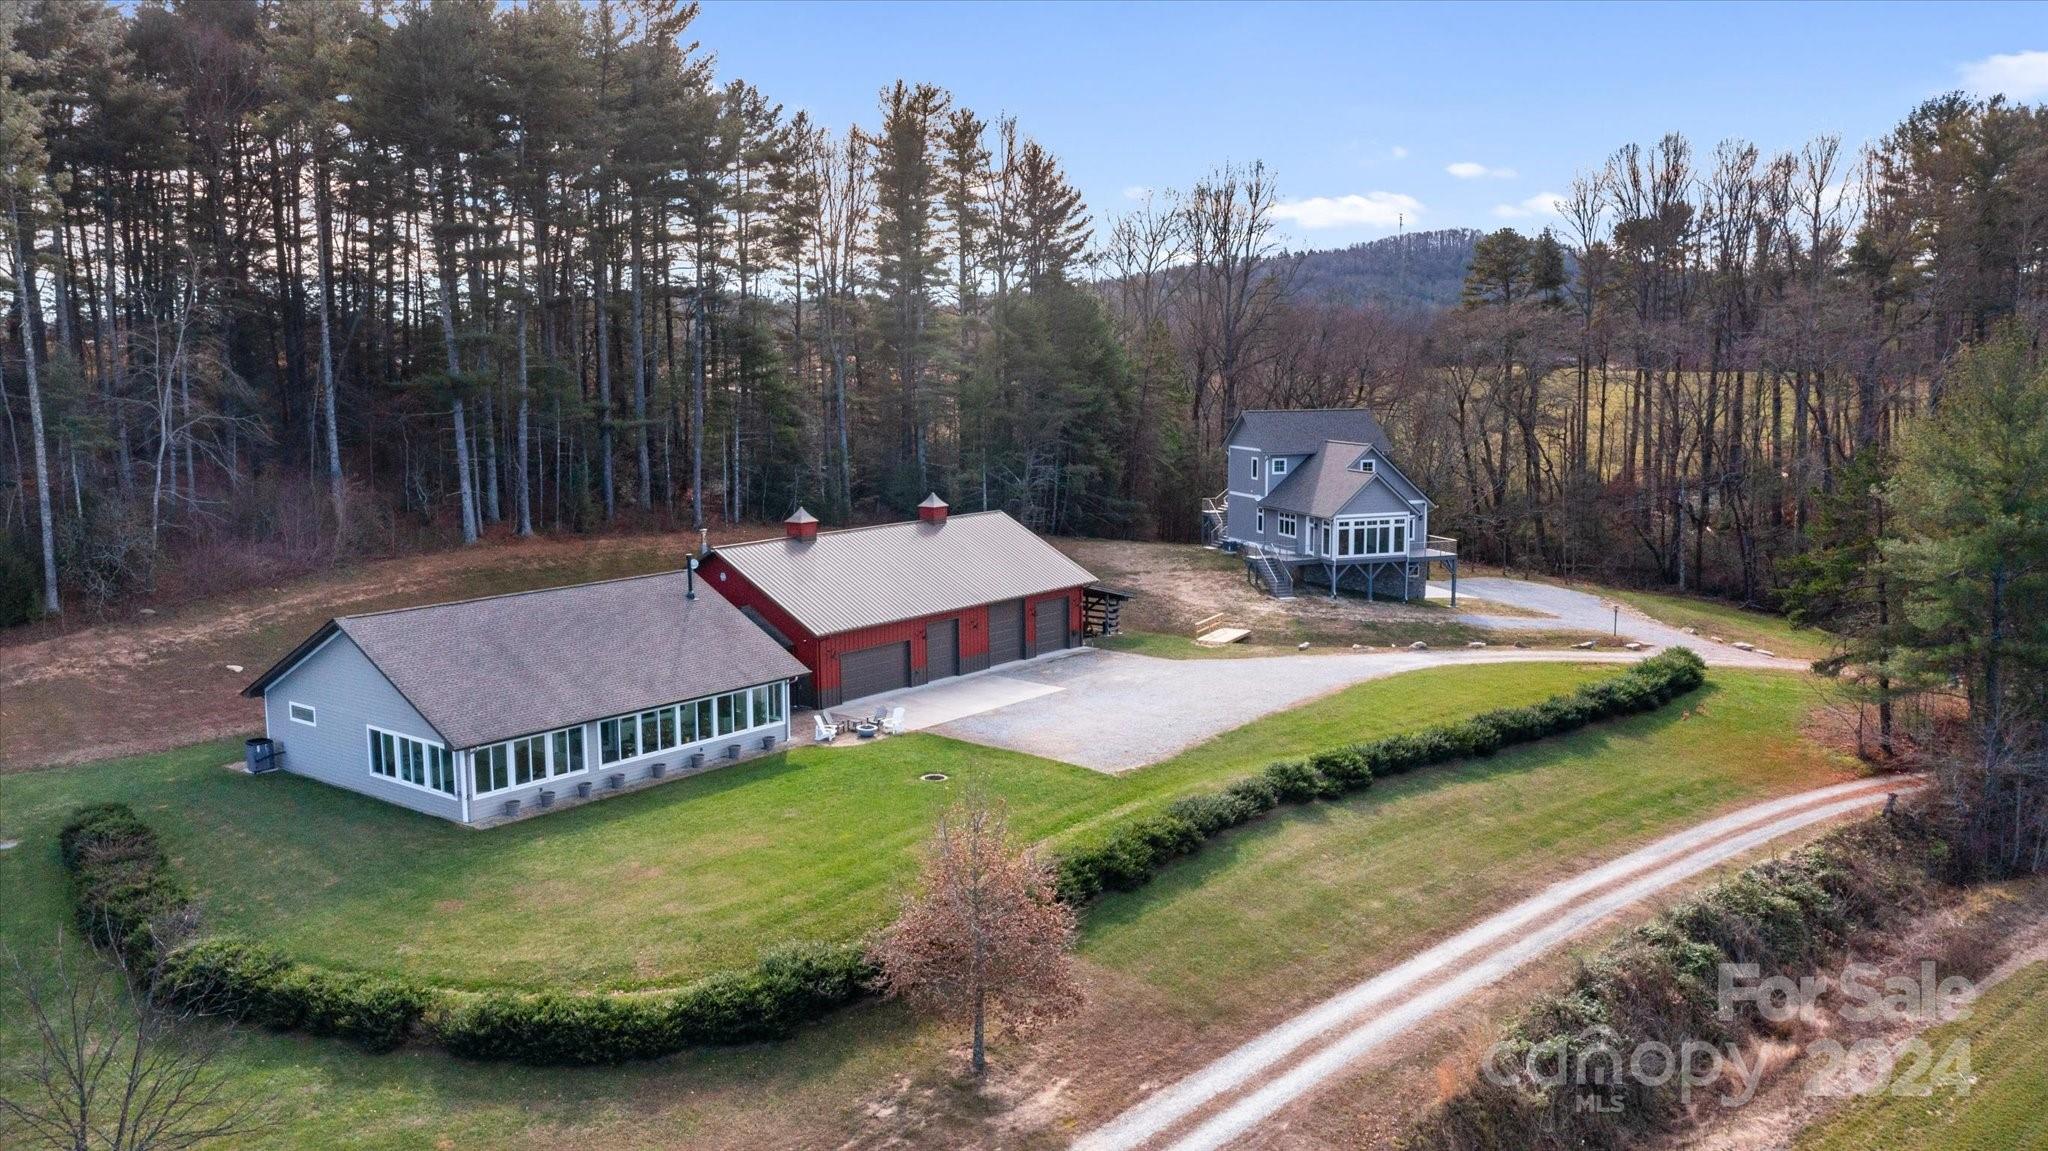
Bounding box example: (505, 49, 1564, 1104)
(366, 724, 457, 797)
(1250, 456, 1262, 481)
(471, 722, 587, 797)
(596, 682, 788, 768)
(1333, 515, 1411, 558)
(288, 701, 317, 727)
(1256, 508, 1265, 533)
(1353, 457, 1375, 474)
(1270, 457, 1289, 477)
(1276, 513, 1298, 539)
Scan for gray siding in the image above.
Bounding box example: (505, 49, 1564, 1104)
(261, 634, 462, 821)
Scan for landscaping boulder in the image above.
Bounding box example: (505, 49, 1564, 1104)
(1409, 641, 1429, 651)
(1573, 640, 1596, 650)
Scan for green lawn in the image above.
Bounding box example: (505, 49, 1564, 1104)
(1607, 586, 1834, 661)
(1080, 670, 1854, 1021)
(0, 663, 1857, 1150)
(1796, 962, 2048, 1151)
(0, 662, 1607, 992)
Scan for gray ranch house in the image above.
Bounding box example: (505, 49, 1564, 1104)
(1202, 408, 1459, 602)
(242, 570, 807, 825)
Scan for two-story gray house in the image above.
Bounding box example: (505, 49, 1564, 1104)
(1202, 408, 1458, 602)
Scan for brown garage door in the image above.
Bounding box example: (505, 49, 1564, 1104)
(926, 619, 959, 680)
(837, 641, 910, 703)
(987, 599, 1026, 666)
(1033, 597, 1069, 656)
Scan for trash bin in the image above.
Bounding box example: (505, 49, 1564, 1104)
(245, 737, 280, 774)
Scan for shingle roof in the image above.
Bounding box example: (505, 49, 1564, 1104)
(1228, 408, 1390, 455)
(708, 510, 1098, 637)
(1261, 441, 1382, 518)
(247, 571, 807, 749)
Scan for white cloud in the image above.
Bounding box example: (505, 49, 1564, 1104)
(1389, 145, 1409, 159)
(1121, 185, 1153, 201)
(1447, 161, 1517, 180)
(1960, 50, 2048, 101)
(1271, 191, 1422, 230)
(1492, 192, 1567, 220)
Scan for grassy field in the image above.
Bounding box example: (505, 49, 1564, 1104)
(0, 665, 1855, 1150)
(1, 662, 1609, 991)
(1607, 585, 1834, 661)
(1079, 669, 1855, 1021)
(1796, 962, 2048, 1151)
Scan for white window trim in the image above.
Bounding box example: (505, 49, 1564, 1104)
(1256, 508, 1266, 533)
(1333, 515, 1411, 559)
(596, 682, 789, 770)
(288, 701, 317, 727)
(1271, 457, 1289, 476)
(471, 722, 590, 797)
(1277, 513, 1298, 539)
(1250, 456, 1262, 481)
(366, 724, 457, 798)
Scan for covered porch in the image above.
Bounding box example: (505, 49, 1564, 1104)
(1248, 534, 1460, 604)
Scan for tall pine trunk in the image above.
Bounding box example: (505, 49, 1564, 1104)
(10, 202, 60, 615)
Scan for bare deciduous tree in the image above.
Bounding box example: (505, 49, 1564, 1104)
(871, 796, 1080, 1076)
(0, 931, 269, 1151)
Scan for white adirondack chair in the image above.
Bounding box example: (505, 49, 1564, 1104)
(882, 706, 907, 735)
(813, 714, 839, 743)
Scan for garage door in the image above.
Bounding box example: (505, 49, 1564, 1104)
(1033, 597, 1069, 656)
(987, 599, 1026, 666)
(837, 641, 910, 702)
(926, 619, 959, 680)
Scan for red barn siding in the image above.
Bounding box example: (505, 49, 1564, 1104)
(700, 553, 1088, 708)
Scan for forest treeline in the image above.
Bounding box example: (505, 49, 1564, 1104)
(1, 0, 2044, 626)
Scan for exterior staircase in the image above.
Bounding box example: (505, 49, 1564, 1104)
(1245, 546, 1295, 599)
(1200, 491, 1227, 547)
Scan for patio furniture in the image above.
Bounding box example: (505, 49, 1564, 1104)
(855, 721, 879, 740)
(882, 706, 906, 735)
(814, 714, 839, 743)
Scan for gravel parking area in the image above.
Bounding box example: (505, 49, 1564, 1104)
(931, 646, 1639, 773)
(1446, 577, 1801, 668)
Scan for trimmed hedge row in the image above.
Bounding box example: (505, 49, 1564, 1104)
(59, 802, 193, 967)
(60, 804, 874, 1063)
(1052, 647, 1708, 903)
(430, 941, 873, 1064)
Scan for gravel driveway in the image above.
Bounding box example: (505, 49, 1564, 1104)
(931, 646, 1639, 773)
(925, 578, 1801, 773)
(1448, 576, 1802, 668)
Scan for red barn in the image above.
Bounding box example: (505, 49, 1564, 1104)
(699, 497, 1102, 708)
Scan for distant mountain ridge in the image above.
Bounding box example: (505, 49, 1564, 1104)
(1282, 228, 1481, 311)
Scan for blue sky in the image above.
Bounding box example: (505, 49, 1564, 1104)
(694, 0, 2048, 249)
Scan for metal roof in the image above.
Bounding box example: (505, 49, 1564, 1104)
(246, 571, 807, 750)
(708, 510, 1099, 637)
(1227, 408, 1390, 455)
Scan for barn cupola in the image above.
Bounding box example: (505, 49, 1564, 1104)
(918, 493, 949, 525)
(784, 506, 819, 542)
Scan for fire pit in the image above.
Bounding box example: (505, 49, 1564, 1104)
(855, 721, 879, 739)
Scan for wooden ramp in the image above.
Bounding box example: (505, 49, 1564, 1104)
(1196, 626, 1250, 647)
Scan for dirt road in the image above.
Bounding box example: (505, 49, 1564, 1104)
(1072, 777, 1915, 1151)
